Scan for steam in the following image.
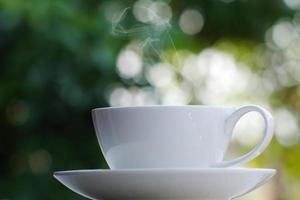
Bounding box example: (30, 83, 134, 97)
(110, 3, 179, 66)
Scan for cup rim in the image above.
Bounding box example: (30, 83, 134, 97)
(92, 105, 236, 112)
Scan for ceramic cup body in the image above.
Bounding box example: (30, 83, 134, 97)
(92, 105, 273, 169)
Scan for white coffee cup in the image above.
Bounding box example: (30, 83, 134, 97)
(92, 105, 273, 169)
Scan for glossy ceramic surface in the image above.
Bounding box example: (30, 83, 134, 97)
(54, 168, 276, 200)
(92, 105, 274, 169)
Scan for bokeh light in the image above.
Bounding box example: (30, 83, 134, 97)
(179, 9, 204, 35)
(195, 48, 252, 104)
(133, 0, 172, 26)
(109, 86, 158, 106)
(274, 107, 300, 147)
(116, 49, 143, 79)
(146, 62, 175, 87)
(271, 21, 295, 49)
(161, 83, 191, 105)
(28, 149, 52, 174)
(133, 0, 153, 23)
(232, 112, 264, 147)
(284, 0, 300, 10)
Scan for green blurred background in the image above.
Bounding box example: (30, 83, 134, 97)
(1, 0, 300, 199)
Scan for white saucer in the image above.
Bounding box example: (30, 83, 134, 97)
(54, 168, 276, 200)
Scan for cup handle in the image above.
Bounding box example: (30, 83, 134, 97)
(213, 105, 274, 167)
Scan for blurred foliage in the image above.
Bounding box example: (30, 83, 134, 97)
(0, 0, 299, 199)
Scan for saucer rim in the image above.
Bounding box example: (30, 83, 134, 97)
(54, 167, 276, 177)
